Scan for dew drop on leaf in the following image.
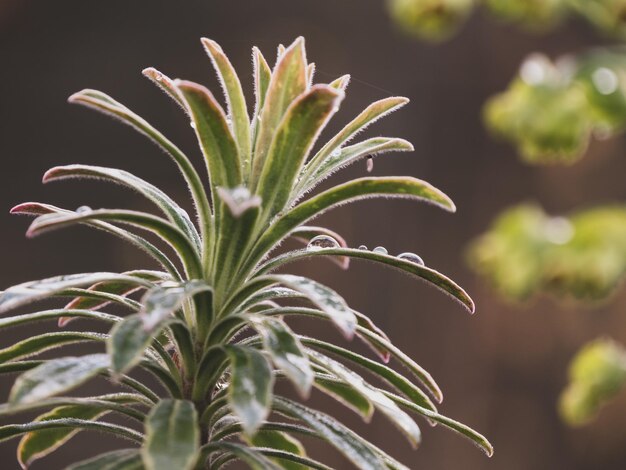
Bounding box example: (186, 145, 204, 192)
(307, 235, 340, 251)
(358, 245, 368, 250)
(373, 246, 388, 254)
(190, 121, 196, 129)
(330, 148, 341, 158)
(366, 156, 374, 173)
(76, 206, 92, 214)
(397, 252, 425, 266)
(154, 72, 163, 82)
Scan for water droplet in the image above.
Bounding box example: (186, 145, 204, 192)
(190, 121, 196, 129)
(397, 252, 424, 266)
(307, 235, 340, 251)
(366, 156, 374, 173)
(330, 148, 342, 158)
(358, 245, 368, 250)
(76, 206, 92, 214)
(373, 246, 387, 254)
(544, 217, 574, 245)
(154, 72, 163, 82)
(592, 67, 618, 95)
(520, 54, 549, 86)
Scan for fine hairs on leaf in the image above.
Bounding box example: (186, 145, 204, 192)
(0, 37, 492, 469)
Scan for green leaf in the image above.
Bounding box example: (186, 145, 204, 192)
(384, 390, 494, 458)
(0, 331, 106, 362)
(17, 405, 109, 469)
(273, 397, 387, 470)
(26, 209, 202, 279)
(201, 38, 251, 170)
(109, 314, 177, 376)
(69, 88, 212, 247)
(0, 309, 118, 330)
(11, 203, 182, 279)
(259, 247, 475, 313)
(313, 374, 374, 419)
(252, 37, 308, 183)
(0, 420, 142, 445)
(256, 85, 343, 220)
(308, 351, 421, 448)
(226, 345, 274, 436)
(0, 272, 153, 315)
(263, 274, 357, 338)
(142, 399, 200, 470)
(9, 354, 110, 405)
(252, 317, 314, 397)
(248, 430, 308, 470)
(175, 80, 242, 191)
(244, 176, 456, 278)
(43, 164, 201, 249)
(302, 338, 436, 412)
(202, 441, 282, 470)
(301, 96, 409, 184)
(67, 449, 143, 470)
(140, 280, 210, 329)
(300, 137, 414, 197)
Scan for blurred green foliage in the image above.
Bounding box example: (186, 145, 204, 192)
(386, 0, 626, 40)
(386, 0, 474, 41)
(467, 204, 626, 300)
(559, 338, 626, 425)
(484, 51, 626, 164)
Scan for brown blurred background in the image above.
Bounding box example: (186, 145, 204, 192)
(1, 0, 626, 468)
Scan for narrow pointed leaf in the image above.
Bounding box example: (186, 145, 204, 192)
(43, 164, 201, 248)
(252, 37, 308, 183)
(309, 350, 421, 448)
(140, 280, 210, 329)
(0, 420, 142, 445)
(69, 89, 212, 243)
(18, 405, 110, 469)
(259, 247, 474, 313)
(142, 399, 200, 470)
(248, 430, 308, 470)
(0, 331, 106, 362)
(11, 203, 182, 279)
(201, 38, 251, 167)
(273, 397, 387, 470)
(26, 209, 202, 278)
(245, 177, 456, 277)
(256, 85, 343, 219)
(252, 317, 314, 397)
(302, 338, 436, 412)
(226, 346, 274, 436)
(303, 96, 409, 181)
(108, 314, 180, 375)
(314, 374, 374, 419)
(382, 390, 494, 458)
(300, 137, 414, 196)
(67, 449, 143, 470)
(203, 442, 282, 470)
(0, 309, 119, 330)
(0, 273, 153, 315)
(9, 354, 110, 405)
(263, 274, 356, 338)
(175, 80, 242, 190)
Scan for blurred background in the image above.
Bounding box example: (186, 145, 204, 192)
(1, 0, 626, 468)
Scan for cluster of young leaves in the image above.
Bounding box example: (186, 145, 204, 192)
(385, 0, 626, 41)
(467, 204, 626, 301)
(559, 338, 626, 425)
(0, 38, 493, 469)
(484, 50, 626, 164)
